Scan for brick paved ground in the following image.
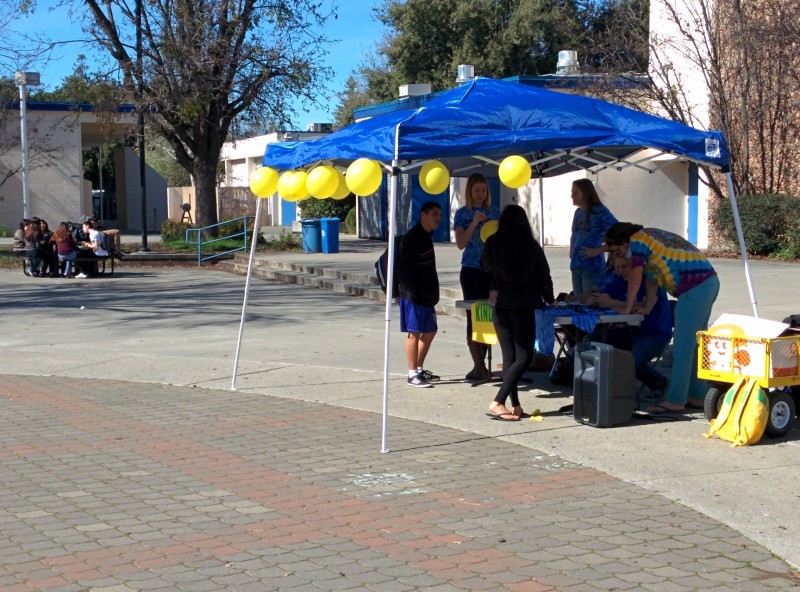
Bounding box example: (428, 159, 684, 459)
(2, 375, 798, 592)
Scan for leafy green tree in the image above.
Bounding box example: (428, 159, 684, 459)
(335, 0, 649, 123)
(144, 131, 192, 187)
(79, 0, 335, 230)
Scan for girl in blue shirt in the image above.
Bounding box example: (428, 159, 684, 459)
(453, 173, 501, 381)
(569, 179, 617, 296)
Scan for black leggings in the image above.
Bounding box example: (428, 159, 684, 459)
(493, 307, 536, 408)
(460, 266, 491, 343)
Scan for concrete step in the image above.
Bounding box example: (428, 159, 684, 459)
(219, 255, 465, 317)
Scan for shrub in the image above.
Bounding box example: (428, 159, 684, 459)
(298, 195, 355, 222)
(712, 193, 797, 256)
(161, 219, 193, 241)
(262, 230, 301, 251)
(0, 225, 11, 238)
(772, 216, 800, 260)
(344, 208, 356, 234)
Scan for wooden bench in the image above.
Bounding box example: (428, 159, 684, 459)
(19, 250, 122, 276)
(74, 250, 122, 275)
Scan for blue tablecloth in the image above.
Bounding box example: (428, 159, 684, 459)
(540, 305, 620, 353)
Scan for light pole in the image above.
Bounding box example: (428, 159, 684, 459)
(15, 71, 40, 220)
(136, 0, 149, 251)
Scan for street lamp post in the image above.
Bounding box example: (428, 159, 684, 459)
(136, 0, 149, 252)
(14, 71, 40, 220)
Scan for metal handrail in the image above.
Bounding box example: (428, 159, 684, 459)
(185, 216, 250, 267)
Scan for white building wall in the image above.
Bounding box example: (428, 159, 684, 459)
(219, 131, 329, 226)
(120, 147, 168, 232)
(0, 109, 84, 228)
(648, 0, 713, 247)
(448, 162, 694, 248)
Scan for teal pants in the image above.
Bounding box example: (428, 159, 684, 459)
(667, 275, 720, 406)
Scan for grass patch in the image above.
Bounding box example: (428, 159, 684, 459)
(0, 245, 21, 269)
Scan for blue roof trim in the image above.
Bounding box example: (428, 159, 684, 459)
(353, 91, 445, 120)
(3, 101, 137, 113)
(505, 74, 651, 90)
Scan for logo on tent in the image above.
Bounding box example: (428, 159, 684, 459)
(705, 138, 720, 158)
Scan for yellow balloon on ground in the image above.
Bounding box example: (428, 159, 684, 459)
(346, 158, 382, 196)
(277, 171, 297, 200)
(288, 170, 310, 200)
(498, 155, 532, 188)
(330, 169, 350, 200)
(249, 167, 279, 197)
(480, 220, 499, 242)
(419, 161, 450, 194)
(306, 165, 339, 199)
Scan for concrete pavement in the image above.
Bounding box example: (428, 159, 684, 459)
(1, 237, 800, 590)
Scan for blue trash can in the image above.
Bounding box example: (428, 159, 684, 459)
(300, 219, 322, 253)
(320, 217, 340, 254)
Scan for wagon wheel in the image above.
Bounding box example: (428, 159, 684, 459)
(703, 384, 726, 421)
(765, 390, 796, 438)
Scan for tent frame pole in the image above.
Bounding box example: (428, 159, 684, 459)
(231, 195, 265, 390)
(381, 159, 400, 454)
(724, 173, 758, 317)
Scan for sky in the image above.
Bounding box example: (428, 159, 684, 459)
(7, 0, 386, 129)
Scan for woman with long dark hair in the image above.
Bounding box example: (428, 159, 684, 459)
(569, 179, 617, 295)
(482, 205, 555, 421)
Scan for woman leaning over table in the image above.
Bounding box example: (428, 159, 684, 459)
(482, 205, 555, 421)
(569, 179, 617, 296)
(604, 222, 720, 414)
(454, 173, 501, 381)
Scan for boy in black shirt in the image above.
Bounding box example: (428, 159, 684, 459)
(397, 202, 442, 388)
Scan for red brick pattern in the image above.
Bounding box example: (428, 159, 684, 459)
(0, 375, 796, 591)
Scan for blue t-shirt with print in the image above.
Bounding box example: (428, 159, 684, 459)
(453, 205, 501, 269)
(570, 204, 618, 273)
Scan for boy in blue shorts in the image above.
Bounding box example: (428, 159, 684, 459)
(397, 202, 442, 388)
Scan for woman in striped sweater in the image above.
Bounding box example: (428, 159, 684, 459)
(604, 222, 720, 414)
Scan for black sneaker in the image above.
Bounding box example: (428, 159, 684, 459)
(407, 373, 432, 388)
(419, 369, 440, 381)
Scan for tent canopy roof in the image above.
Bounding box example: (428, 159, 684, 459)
(263, 77, 729, 177)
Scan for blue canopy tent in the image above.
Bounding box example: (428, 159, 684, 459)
(233, 77, 755, 451)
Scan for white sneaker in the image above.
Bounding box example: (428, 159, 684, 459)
(75, 273, 88, 279)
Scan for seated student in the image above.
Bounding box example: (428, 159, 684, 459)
(586, 256, 674, 396)
(75, 220, 109, 279)
(37, 219, 58, 277)
(22, 219, 43, 277)
(13, 219, 31, 273)
(51, 222, 78, 277)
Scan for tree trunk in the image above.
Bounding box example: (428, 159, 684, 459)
(193, 163, 219, 231)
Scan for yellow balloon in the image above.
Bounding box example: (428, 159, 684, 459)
(249, 167, 279, 197)
(419, 161, 450, 194)
(277, 171, 297, 200)
(479, 220, 499, 242)
(306, 165, 339, 199)
(288, 170, 310, 200)
(346, 158, 382, 196)
(498, 155, 532, 188)
(330, 169, 350, 200)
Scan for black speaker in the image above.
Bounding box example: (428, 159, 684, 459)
(573, 342, 636, 427)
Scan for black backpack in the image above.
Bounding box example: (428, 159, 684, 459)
(549, 355, 574, 386)
(374, 235, 403, 295)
